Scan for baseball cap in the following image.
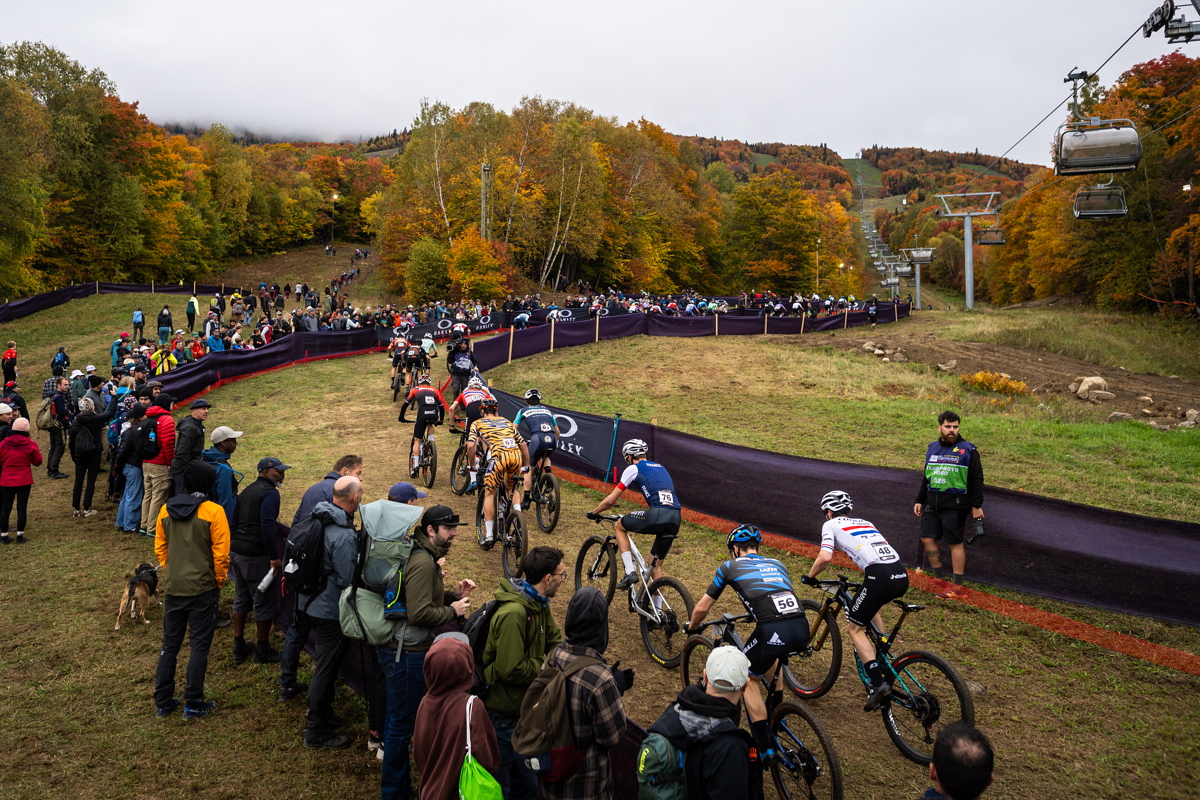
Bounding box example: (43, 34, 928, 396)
(85, 365, 96, 372)
(190, 399, 212, 409)
(421, 505, 463, 528)
(257, 456, 292, 472)
(388, 482, 427, 503)
(210, 426, 243, 444)
(706, 645, 750, 692)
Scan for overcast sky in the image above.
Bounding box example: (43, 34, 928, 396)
(7, 0, 1189, 167)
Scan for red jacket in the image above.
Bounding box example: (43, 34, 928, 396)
(145, 405, 176, 466)
(0, 433, 43, 487)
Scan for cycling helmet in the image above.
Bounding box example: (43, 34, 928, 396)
(621, 439, 649, 459)
(524, 388, 541, 403)
(422, 332, 433, 340)
(819, 490, 854, 514)
(417, 375, 431, 386)
(480, 396, 499, 412)
(467, 376, 485, 389)
(727, 524, 762, 549)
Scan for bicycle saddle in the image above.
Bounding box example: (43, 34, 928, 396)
(893, 601, 926, 613)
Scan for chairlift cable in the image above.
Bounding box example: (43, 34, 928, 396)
(957, 25, 1143, 197)
(998, 176, 1068, 209)
(1138, 101, 1200, 140)
(1144, 70, 1200, 116)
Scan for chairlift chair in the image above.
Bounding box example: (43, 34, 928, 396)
(1073, 183, 1128, 220)
(976, 228, 1006, 245)
(908, 247, 933, 264)
(1054, 118, 1142, 177)
(896, 264, 914, 278)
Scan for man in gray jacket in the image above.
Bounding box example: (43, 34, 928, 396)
(299, 475, 362, 749)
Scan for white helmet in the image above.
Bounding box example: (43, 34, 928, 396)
(422, 332, 433, 340)
(621, 439, 649, 459)
(467, 376, 484, 389)
(820, 490, 854, 514)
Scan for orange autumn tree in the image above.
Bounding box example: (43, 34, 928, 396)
(447, 227, 511, 301)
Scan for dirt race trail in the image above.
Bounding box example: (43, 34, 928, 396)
(779, 311, 1200, 422)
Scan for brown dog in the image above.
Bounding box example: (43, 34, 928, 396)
(115, 562, 162, 630)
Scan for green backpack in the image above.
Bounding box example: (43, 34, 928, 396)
(636, 732, 686, 800)
(339, 499, 423, 647)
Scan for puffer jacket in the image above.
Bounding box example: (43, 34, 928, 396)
(144, 404, 175, 466)
(0, 433, 43, 486)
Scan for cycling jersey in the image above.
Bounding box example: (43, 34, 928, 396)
(705, 553, 803, 624)
(405, 386, 448, 419)
(515, 405, 557, 438)
(820, 516, 900, 572)
(616, 460, 680, 509)
(455, 388, 494, 427)
(468, 416, 525, 454)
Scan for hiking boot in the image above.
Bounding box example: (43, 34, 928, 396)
(616, 572, 639, 591)
(232, 640, 253, 665)
(183, 700, 216, 720)
(81, 509, 97, 517)
(0, 536, 9, 545)
(254, 644, 282, 664)
(155, 698, 180, 718)
(72, 510, 81, 517)
(863, 683, 892, 712)
(15, 534, 26, 544)
(50, 472, 69, 479)
(304, 733, 352, 750)
(278, 682, 308, 702)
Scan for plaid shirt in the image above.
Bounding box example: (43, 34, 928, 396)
(541, 642, 627, 800)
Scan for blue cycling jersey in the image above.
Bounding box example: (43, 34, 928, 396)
(515, 405, 557, 436)
(617, 460, 680, 509)
(706, 553, 801, 623)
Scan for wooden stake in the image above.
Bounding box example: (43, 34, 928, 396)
(844, 309, 850, 329)
(95, 281, 100, 295)
(800, 314, 806, 334)
(550, 318, 556, 353)
(151, 280, 155, 294)
(714, 313, 719, 336)
(763, 314, 768, 335)
(507, 326, 514, 364)
(594, 315, 600, 343)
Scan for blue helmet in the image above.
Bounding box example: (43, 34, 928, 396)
(727, 524, 763, 549)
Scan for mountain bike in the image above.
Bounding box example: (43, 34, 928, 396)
(416, 424, 437, 489)
(528, 456, 560, 533)
(681, 613, 843, 800)
(449, 426, 477, 496)
(576, 513, 694, 668)
(475, 461, 526, 579)
(391, 373, 404, 402)
(798, 575, 975, 764)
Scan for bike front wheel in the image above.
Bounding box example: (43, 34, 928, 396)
(769, 701, 844, 800)
(639, 577, 695, 669)
(392, 377, 401, 402)
(450, 446, 470, 496)
(534, 472, 560, 533)
(678, 635, 715, 690)
(882, 650, 976, 765)
(421, 438, 437, 488)
(574, 535, 616, 605)
(782, 599, 842, 700)
(501, 512, 526, 580)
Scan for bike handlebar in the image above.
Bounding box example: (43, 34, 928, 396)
(586, 513, 622, 523)
(691, 612, 754, 633)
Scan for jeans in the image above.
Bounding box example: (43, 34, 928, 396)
(1, 485, 31, 531)
(116, 463, 143, 531)
(378, 646, 427, 800)
(154, 588, 218, 707)
(489, 710, 540, 800)
(47, 427, 65, 474)
(306, 616, 349, 738)
(157, 326, 170, 346)
(71, 451, 102, 510)
(279, 603, 313, 689)
(141, 462, 171, 532)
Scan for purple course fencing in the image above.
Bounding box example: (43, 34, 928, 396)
(0, 281, 239, 324)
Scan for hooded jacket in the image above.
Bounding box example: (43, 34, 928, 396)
(648, 684, 754, 800)
(200, 447, 242, 528)
(413, 636, 501, 800)
(144, 404, 175, 466)
(482, 578, 563, 717)
(399, 524, 461, 652)
(68, 401, 116, 459)
(155, 475, 230, 597)
(0, 432, 43, 487)
(295, 500, 357, 621)
(542, 587, 626, 800)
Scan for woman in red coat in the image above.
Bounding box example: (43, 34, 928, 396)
(1, 417, 42, 544)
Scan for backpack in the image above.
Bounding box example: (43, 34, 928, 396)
(511, 649, 601, 783)
(339, 501, 422, 647)
(282, 509, 333, 611)
(36, 397, 56, 431)
(133, 417, 160, 460)
(72, 422, 98, 458)
(463, 599, 532, 698)
(637, 733, 687, 800)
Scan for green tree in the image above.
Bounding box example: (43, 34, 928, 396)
(405, 237, 449, 303)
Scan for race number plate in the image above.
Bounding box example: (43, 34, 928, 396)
(770, 592, 800, 616)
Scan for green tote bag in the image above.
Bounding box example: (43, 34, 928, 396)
(459, 695, 503, 800)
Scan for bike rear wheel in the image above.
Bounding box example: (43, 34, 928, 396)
(679, 635, 715, 690)
(420, 437, 437, 488)
(392, 376, 401, 402)
(474, 486, 486, 547)
(639, 577, 695, 669)
(450, 445, 470, 495)
(574, 535, 616, 605)
(501, 512, 526, 580)
(782, 600, 842, 700)
(534, 472, 560, 533)
(769, 701, 844, 800)
(882, 650, 975, 765)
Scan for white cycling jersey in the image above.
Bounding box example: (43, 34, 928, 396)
(820, 516, 900, 571)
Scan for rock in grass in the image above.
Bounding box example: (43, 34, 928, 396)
(937, 359, 957, 372)
(1186, 409, 1199, 423)
(1107, 412, 1134, 422)
(1076, 376, 1108, 399)
(862, 341, 877, 351)
(1088, 390, 1115, 401)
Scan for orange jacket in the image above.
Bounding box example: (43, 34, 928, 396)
(155, 497, 230, 595)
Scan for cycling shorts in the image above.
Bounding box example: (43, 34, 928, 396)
(742, 615, 810, 676)
(391, 353, 405, 368)
(620, 507, 681, 560)
(846, 562, 909, 628)
(412, 411, 440, 441)
(920, 506, 968, 545)
(483, 449, 523, 493)
(527, 432, 558, 463)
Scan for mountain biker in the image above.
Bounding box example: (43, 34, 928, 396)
(399, 375, 449, 477)
(513, 388, 560, 506)
(801, 490, 909, 712)
(419, 331, 438, 361)
(386, 335, 406, 386)
(446, 338, 478, 402)
(403, 337, 428, 389)
(467, 397, 529, 547)
(448, 376, 493, 432)
(586, 439, 681, 599)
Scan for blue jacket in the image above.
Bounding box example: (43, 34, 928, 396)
(206, 334, 224, 352)
(296, 501, 357, 621)
(200, 447, 243, 529)
(292, 472, 340, 525)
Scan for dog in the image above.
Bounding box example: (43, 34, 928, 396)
(115, 562, 162, 630)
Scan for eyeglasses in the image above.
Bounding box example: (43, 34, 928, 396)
(553, 570, 568, 580)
